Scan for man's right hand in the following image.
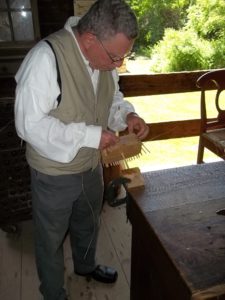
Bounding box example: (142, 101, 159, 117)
(99, 130, 119, 150)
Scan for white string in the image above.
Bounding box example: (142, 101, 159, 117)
(81, 174, 96, 260)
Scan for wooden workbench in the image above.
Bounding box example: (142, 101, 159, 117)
(128, 161, 225, 300)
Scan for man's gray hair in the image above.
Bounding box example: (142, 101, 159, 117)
(76, 0, 138, 41)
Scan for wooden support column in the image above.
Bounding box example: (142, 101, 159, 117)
(74, 0, 96, 16)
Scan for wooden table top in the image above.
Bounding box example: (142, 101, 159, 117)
(129, 161, 225, 298)
(130, 161, 225, 212)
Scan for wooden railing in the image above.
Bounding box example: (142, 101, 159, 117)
(0, 70, 211, 142)
(119, 70, 209, 142)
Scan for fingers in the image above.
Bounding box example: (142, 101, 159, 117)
(136, 124, 149, 140)
(127, 116, 149, 140)
(99, 130, 119, 149)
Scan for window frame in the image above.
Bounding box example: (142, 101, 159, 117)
(0, 0, 40, 76)
(0, 0, 40, 47)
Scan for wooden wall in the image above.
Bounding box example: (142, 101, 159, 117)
(74, 0, 96, 16)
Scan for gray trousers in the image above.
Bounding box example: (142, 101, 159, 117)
(30, 165, 104, 300)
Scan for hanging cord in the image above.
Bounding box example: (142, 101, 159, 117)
(81, 174, 96, 260)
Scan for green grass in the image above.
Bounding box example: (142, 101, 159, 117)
(125, 91, 222, 172)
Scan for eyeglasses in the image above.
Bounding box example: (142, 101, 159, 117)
(97, 37, 131, 63)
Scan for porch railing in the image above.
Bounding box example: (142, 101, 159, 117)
(119, 70, 211, 141)
(0, 70, 213, 142)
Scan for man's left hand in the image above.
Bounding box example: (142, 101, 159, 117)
(126, 112, 149, 140)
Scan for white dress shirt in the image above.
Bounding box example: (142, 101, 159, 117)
(14, 17, 135, 163)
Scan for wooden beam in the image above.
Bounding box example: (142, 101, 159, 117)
(119, 71, 208, 97)
(0, 70, 212, 100)
(144, 119, 201, 141)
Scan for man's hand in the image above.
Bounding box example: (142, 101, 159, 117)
(126, 112, 149, 140)
(99, 129, 119, 150)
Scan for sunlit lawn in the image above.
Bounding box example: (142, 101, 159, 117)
(125, 91, 222, 173)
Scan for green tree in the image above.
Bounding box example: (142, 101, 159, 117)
(127, 0, 191, 54)
(149, 29, 212, 72)
(186, 0, 225, 69)
(186, 0, 225, 40)
(149, 0, 225, 71)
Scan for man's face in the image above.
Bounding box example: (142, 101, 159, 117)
(87, 33, 134, 71)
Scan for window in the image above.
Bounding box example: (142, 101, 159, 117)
(0, 0, 40, 43)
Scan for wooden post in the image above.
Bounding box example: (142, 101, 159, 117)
(74, 0, 96, 16)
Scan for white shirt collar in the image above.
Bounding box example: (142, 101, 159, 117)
(64, 16, 96, 71)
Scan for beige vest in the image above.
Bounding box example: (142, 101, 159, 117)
(26, 29, 114, 175)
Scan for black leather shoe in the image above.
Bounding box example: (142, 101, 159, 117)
(75, 265, 118, 283)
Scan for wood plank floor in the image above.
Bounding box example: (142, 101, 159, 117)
(0, 203, 131, 300)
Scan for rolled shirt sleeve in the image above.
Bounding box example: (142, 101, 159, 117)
(15, 42, 102, 163)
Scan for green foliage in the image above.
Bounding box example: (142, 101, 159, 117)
(186, 0, 225, 40)
(145, 0, 225, 71)
(127, 0, 190, 50)
(149, 29, 213, 72)
(210, 37, 225, 69)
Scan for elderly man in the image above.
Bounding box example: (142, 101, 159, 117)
(15, 0, 149, 299)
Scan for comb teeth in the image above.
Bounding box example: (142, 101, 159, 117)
(101, 133, 150, 168)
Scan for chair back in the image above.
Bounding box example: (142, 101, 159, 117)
(197, 69, 225, 130)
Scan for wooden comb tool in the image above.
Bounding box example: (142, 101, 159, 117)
(101, 133, 143, 167)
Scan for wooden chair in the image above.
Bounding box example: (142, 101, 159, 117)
(197, 69, 225, 163)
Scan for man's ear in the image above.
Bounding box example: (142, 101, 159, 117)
(83, 32, 96, 49)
